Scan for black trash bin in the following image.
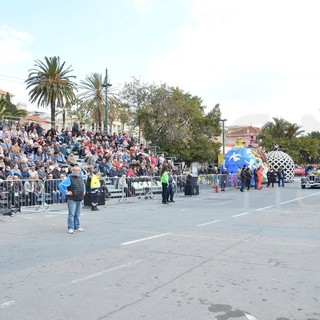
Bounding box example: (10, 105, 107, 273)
(84, 191, 105, 206)
(185, 173, 199, 195)
(84, 179, 106, 206)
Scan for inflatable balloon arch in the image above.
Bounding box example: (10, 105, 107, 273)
(223, 139, 295, 184)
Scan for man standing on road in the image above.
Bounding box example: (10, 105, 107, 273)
(90, 168, 101, 211)
(59, 165, 86, 234)
(240, 165, 247, 192)
(277, 166, 285, 187)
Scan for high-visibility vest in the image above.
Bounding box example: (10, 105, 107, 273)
(90, 174, 101, 189)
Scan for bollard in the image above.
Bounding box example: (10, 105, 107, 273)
(215, 184, 219, 193)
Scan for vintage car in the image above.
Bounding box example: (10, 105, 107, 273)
(301, 170, 320, 189)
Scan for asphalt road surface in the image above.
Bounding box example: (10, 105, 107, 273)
(1, 180, 320, 320)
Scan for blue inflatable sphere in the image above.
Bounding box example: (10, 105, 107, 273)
(223, 147, 258, 174)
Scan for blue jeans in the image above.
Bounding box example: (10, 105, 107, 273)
(167, 184, 174, 202)
(51, 191, 60, 203)
(278, 177, 284, 187)
(67, 199, 82, 230)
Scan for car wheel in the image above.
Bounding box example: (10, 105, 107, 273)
(301, 185, 306, 189)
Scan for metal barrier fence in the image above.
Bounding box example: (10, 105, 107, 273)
(0, 173, 240, 212)
(0, 177, 66, 212)
(198, 173, 240, 190)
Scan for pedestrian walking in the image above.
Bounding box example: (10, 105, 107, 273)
(59, 165, 86, 234)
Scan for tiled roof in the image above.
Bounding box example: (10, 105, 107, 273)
(0, 89, 14, 96)
(21, 115, 48, 123)
(227, 126, 261, 136)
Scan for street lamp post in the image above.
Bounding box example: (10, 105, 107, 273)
(220, 119, 227, 156)
(102, 68, 112, 134)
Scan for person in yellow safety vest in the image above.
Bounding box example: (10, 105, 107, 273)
(90, 169, 101, 211)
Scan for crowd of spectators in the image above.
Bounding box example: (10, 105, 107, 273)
(0, 120, 183, 184)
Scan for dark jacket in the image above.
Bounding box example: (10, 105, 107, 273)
(58, 174, 85, 202)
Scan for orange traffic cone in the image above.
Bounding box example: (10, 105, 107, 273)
(215, 184, 219, 193)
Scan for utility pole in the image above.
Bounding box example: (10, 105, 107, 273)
(220, 119, 227, 156)
(102, 68, 112, 134)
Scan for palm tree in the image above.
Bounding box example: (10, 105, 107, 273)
(307, 131, 320, 139)
(78, 73, 105, 130)
(285, 123, 304, 138)
(25, 56, 77, 125)
(0, 97, 28, 120)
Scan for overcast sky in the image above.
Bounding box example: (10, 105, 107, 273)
(1, 0, 320, 132)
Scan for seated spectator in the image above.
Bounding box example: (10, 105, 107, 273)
(20, 166, 31, 180)
(59, 143, 69, 157)
(37, 164, 47, 181)
(63, 131, 73, 146)
(45, 174, 60, 203)
(98, 158, 109, 176)
(29, 165, 38, 178)
(51, 164, 61, 179)
(27, 155, 36, 167)
(56, 151, 66, 165)
(67, 152, 77, 166)
(126, 167, 135, 177)
(11, 164, 22, 178)
(24, 174, 43, 206)
(3, 165, 13, 179)
(0, 156, 5, 170)
(108, 165, 118, 178)
(11, 141, 20, 155)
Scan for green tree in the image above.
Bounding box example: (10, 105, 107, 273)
(78, 73, 105, 130)
(257, 117, 304, 151)
(119, 77, 155, 141)
(285, 123, 304, 138)
(307, 131, 320, 139)
(3, 92, 17, 112)
(78, 72, 118, 131)
(138, 84, 221, 162)
(117, 102, 131, 132)
(25, 56, 77, 125)
(256, 117, 314, 164)
(295, 137, 320, 164)
(108, 97, 120, 133)
(0, 97, 28, 121)
(67, 99, 92, 127)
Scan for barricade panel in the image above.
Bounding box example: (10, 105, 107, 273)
(2, 173, 240, 213)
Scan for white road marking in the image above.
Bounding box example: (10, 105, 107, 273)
(244, 312, 258, 320)
(280, 192, 320, 204)
(197, 220, 221, 227)
(121, 232, 172, 245)
(71, 260, 142, 284)
(214, 201, 232, 206)
(256, 205, 273, 211)
(232, 212, 249, 217)
(0, 300, 16, 309)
